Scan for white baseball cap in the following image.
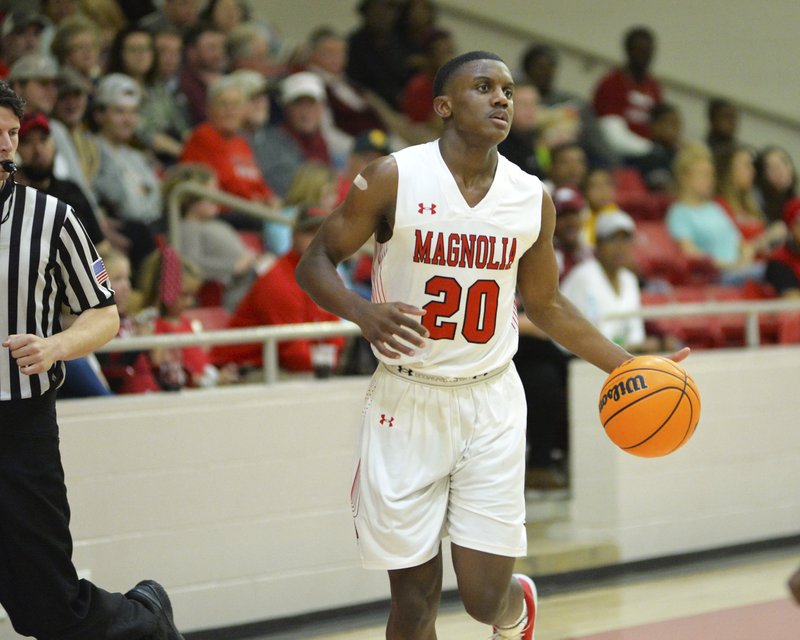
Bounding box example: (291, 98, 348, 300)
(595, 210, 636, 241)
(281, 71, 325, 104)
(95, 73, 141, 108)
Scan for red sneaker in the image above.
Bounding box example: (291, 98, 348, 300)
(491, 573, 538, 639)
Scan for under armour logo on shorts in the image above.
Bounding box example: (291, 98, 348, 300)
(379, 414, 395, 427)
(418, 202, 437, 215)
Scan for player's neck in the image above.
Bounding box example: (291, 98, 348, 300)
(438, 136, 498, 183)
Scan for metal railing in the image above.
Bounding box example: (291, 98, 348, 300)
(167, 182, 288, 253)
(96, 298, 800, 385)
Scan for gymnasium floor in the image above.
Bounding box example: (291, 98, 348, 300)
(253, 545, 800, 640)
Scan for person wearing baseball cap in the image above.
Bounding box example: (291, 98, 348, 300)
(551, 186, 593, 280)
(279, 71, 332, 167)
(765, 197, 800, 297)
(0, 11, 50, 76)
(7, 54, 59, 114)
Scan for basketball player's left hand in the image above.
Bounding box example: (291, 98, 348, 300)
(3, 334, 58, 375)
(666, 347, 690, 363)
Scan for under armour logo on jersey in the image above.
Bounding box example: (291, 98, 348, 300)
(379, 414, 395, 427)
(397, 366, 414, 377)
(418, 202, 437, 215)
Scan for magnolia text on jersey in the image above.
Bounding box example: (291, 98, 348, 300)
(412, 229, 518, 270)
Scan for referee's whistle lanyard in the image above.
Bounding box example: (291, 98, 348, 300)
(0, 176, 14, 225)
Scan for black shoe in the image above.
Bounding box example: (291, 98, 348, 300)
(126, 579, 185, 640)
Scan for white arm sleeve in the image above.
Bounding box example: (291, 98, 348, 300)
(598, 115, 654, 158)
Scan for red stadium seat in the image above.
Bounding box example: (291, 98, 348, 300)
(632, 221, 689, 285)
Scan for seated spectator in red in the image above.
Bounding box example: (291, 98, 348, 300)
(705, 98, 740, 160)
(304, 27, 385, 138)
(138, 246, 238, 388)
(755, 145, 797, 225)
(179, 21, 227, 125)
(212, 207, 346, 373)
(401, 29, 454, 131)
(765, 198, 800, 297)
(715, 145, 786, 255)
(593, 26, 662, 159)
(0, 11, 49, 79)
(181, 74, 278, 212)
(628, 102, 683, 193)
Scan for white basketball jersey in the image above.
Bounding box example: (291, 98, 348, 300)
(371, 141, 543, 377)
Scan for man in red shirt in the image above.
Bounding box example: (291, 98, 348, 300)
(212, 206, 345, 372)
(181, 74, 278, 216)
(593, 26, 662, 158)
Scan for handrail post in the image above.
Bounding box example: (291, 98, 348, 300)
(745, 311, 760, 348)
(263, 339, 278, 384)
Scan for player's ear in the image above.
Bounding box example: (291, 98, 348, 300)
(433, 95, 451, 119)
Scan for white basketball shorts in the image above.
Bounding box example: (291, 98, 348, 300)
(350, 361, 528, 570)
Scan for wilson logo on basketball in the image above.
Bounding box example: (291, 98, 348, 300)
(598, 375, 648, 412)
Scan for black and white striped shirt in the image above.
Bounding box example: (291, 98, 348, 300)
(0, 179, 115, 400)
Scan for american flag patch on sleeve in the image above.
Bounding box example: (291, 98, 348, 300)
(92, 258, 109, 285)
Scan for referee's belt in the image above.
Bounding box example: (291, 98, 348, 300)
(381, 362, 510, 387)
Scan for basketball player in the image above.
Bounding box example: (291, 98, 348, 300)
(296, 51, 689, 639)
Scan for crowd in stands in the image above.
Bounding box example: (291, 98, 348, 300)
(2, 0, 799, 485)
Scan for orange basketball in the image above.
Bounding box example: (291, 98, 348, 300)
(598, 355, 700, 457)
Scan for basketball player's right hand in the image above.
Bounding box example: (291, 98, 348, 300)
(358, 302, 428, 358)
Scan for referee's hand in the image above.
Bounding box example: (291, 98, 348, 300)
(2, 334, 57, 376)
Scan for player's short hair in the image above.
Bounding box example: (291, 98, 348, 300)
(0, 81, 25, 119)
(433, 50, 505, 98)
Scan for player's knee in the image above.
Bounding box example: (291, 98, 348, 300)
(390, 584, 439, 630)
(461, 584, 508, 625)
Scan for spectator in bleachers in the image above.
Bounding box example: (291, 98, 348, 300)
(50, 66, 103, 211)
(705, 97, 740, 160)
(335, 128, 391, 204)
(279, 71, 334, 167)
(138, 0, 202, 36)
(395, 0, 440, 71)
(117, 0, 157, 24)
(0, 11, 50, 79)
(92, 73, 160, 271)
(107, 25, 189, 164)
(7, 53, 59, 115)
(50, 14, 102, 85)
(561, 210, 665, 353)
(715, 145, 786, 256)
(521, 43, 617, 169)
(15, 111, 107, 251)
(628, 101, 683, 193)
(181, 73, 279, 222)
(754, 145, 797, 225)
(226, 22, 285, 80)
(592, 26, 662, 159)
(212, 206, 346, 374)
(264, 162, 339, 256)
(153, 26, 184, 90)
(497, 81, 545, 178)
(79, 0, 128, 65)
(765, 198, 800, 297)
(543, 141, 587, 194)
(400, 29, 453, 137)
(304, 27, 386, 139)
(179, 21, 227, 125)
(199, 0, 249, 35)
(346, 0, 412, 111)
(162, 163, 270, 310)
(582, 167, 620, 246)
(137, 246, 239, 388)
(666, 143, 763, 285)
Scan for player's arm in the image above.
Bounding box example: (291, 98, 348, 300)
(517, 191, 687, 374)
(296, 157, 428, 358)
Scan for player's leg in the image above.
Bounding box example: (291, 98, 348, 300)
(386, 547, 443, 640)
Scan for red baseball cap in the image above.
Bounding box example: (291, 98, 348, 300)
(552, 187, 586, 215)
(18, 112, 50, 141)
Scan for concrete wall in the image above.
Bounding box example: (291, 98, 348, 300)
(255, 0, 800, 161)
(568, 346, 800, 562)
(1, 347, 798, 636)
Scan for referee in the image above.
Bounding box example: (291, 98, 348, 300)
(0, 82, 183, 638)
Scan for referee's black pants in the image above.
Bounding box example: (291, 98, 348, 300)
(0, 391, 162, 639)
